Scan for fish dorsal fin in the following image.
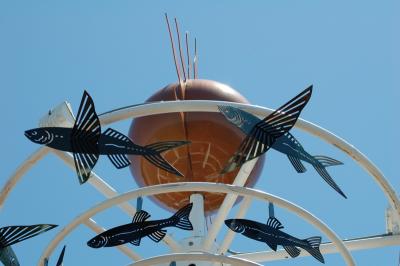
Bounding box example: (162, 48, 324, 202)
(103, 128, 132, 144)
(71, 91, 101, 184)
(132, 210, 150, 223)
(266, 241, 278, 251)
(130, 238, 141, 246)
(266, 217, 284, 230)
(71, 91, 101, 143)
(148, 229, 167, 243)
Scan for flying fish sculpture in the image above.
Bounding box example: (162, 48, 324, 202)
(218, 92, 346, 198)
(25, 91, 190, 184)
(218, 86, 312, 174)
(87, 203, 193, 248)
(225, 217, 324, 263)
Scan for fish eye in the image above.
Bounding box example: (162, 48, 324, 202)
(32, 131, 37, 136)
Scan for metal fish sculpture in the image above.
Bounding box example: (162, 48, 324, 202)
(218, 103, 346, 198)
(87, 203, 193, 248)
(25, 91, 190, 184)
(0, 224, 58, 266)
(225, 217, 324, 263)
(218, 86, 313, 174)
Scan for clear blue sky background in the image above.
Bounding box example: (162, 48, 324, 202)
(0, 1, 399, 265)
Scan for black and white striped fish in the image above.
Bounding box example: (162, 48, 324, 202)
(218, 92, 346, 198)
(217, 86, 312, 174)
(87, 203, 193, 248)
(25, 91, 190, 184)
(225, 217, 324, 263)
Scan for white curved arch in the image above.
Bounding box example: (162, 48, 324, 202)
(38, 182, 355, 266)
(97, 100, 400, 220)
(125, 252, 262, 266)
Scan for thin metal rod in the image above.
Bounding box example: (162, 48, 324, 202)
(185, 32, 191, 80)
(218, 197, 253, 254)
(165, 13, 181, 83)
(84, 218, 141, 261)
(0, 147, 50, 209)
(37, 182, 355, 266)
(52, 150, 181, 252)
(174, 18, 187, 82)
(194, 38, 198, 79)
(203, 158, 258, 251)
(232, 234, 400, 262)
(126, 252, 262, 266)
(96, 99, 400, 223)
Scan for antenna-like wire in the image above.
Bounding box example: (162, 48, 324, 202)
(185, 31, 191, 80)
(174, 18, 187, 82)
(165, 13, 182, 83)
(194, 38, 198, 79)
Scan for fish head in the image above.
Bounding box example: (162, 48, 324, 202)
(24, 128, 54, 145)
(225, 219, 246, 233)
(87, 235, 108, 248)
(217, 105, 245, 128)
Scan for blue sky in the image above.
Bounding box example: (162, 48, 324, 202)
(0, 1, 399, 265)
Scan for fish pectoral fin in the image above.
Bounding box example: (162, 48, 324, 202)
(132, 210, 151, 223)
(283, 245, 301, 258)
(107, 154, 131, 169)
(266, 241, 278, 251)
(266, 217, 284, 230)
(130, 238, 141, 246)
(287, 155, 307, 173)
(0, 224, 58, 248)
(148, 230, 167, 243)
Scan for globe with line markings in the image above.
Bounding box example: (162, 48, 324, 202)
(128, 79, 264, 215)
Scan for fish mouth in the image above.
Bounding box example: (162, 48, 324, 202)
(225, 219, 245, 233)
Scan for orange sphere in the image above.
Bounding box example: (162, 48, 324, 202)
(128, 79, 264, 215)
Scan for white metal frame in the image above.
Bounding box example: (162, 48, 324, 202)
(0, 100, 398, 265)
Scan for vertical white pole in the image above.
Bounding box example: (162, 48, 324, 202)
(190, 193, 205, 237)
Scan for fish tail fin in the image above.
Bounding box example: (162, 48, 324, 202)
(312, 163, 347, 199)
(143, 141, 190, 177)
(313, 155, 343, 168)
(145, 141, 190, 154)
(303, 236, 325, 264)
(171, 203, 193, 231)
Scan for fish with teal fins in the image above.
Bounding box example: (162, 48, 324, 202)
(218, 86, 312, 174)
(225, 217, 325, 263)
(25, 91, 190, 184)
(218, 93, 346, 198)
(0, 224, 58, 266)
(87, 203, 193, 248)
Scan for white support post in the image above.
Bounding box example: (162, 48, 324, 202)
(203, 158, 258, 251)
(190, 194, 205, 237)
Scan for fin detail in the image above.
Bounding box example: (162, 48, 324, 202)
(172, 203, 193, 230)
(313, 164, 347, 198)
(56, 245, 66, 266)
(148, 230, 167, 242)
(266, 241, 278, 251)
(0, 224, 58, 248)
(130, 238, 141, 246)
(107, 154, 131, 169)
(283, 245, 301, 258)
(266, 217, 284, 230)
(314, 155, 343, 167)
(132, 210, 151, 223)
(304, 236, 324, 263)
(287, 155, 307, 173)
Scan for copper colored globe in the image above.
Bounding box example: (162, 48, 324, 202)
(128, 79, 264, 215)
